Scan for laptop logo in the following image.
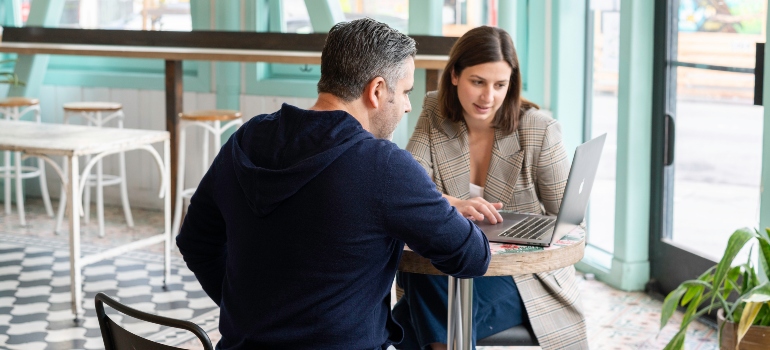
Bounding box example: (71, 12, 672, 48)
(578, 179, 585, 194)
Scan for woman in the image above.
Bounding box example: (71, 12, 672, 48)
(393, 26, 588, 350)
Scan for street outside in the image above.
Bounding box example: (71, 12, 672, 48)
(586, 94, 763, 262)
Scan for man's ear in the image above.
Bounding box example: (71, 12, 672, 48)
(364, 77, 387, 109)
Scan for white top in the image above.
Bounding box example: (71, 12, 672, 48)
(469, 183, 484, 198)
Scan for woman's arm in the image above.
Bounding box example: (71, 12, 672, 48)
(536, 120, 571, 216)
(408, 93, 504, 224)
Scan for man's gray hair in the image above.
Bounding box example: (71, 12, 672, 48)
(318, 18, 417, 102)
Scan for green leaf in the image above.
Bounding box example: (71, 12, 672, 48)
(661, 285, 688, 330)
(758, 230, 770, 283)
(728, 282, 770, 322)
(743, 282, 770, 303)
(724, 266, 743, 298)
(712, 228, 755, 295)
(757, 303, 770, 326)
(681, 292, 703, 326)
(713, 292, 733, 322)
(680, 285, 705, 306)
(662, 327, 687, 350)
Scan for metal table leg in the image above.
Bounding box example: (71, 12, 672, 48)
(460, 278, 474, 350)
(163, 140, 171, 286)
(67, 155, 84, 319)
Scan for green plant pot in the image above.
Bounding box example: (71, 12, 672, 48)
(718, 309, 770, 350)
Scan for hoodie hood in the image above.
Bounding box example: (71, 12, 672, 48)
(231, 103, 372, 217)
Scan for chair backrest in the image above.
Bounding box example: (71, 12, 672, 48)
(95, 292, 214, 350)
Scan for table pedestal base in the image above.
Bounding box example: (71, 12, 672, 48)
(447, 277, 474, 350)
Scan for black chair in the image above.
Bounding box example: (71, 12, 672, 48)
(95, 292, 214, 350)
(477, 323, 539, 346)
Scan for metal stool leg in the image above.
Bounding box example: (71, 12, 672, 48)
(3, 149, 10, 215)
(37, 157, 54, 217)
(83, 153, 92, 226)
(117, 116, 134, 228)
(55, 156, 67, 234)
(30, 105, 53, 217)
(96, 147, 105, 237)
(14, 151, 25, 226)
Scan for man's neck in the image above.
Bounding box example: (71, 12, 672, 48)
(310, 93, 370, 131)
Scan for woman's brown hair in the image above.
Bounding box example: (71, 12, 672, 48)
(438, 26, 538, 135)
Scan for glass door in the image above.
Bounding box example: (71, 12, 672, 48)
(650, 0, 766, 296)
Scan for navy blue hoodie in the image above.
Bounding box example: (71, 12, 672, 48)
(176, 104, 490, 350)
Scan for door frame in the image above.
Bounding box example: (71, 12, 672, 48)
(647, 0, 730, 300)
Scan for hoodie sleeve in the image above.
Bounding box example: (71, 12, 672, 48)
(176, 161, 227, 306)
(380, 148, 490, 278)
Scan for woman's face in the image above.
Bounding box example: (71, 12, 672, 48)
(451, 61, 512, 125)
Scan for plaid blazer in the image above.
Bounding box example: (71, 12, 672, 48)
(406, 92, 588, 349)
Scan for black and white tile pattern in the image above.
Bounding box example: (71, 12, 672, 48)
(0, 232, 219, 350)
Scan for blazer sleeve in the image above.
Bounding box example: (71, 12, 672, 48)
(535, 119, 570, 216)
(405, 93, 437, 179)
(176, 159, 228, 306)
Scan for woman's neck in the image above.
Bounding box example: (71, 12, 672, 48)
(464, 117, 495, 138)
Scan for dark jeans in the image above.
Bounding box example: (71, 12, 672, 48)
(392, 273, 526, 350)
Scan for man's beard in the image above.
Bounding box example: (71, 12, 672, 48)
(371, 97, 400, 140)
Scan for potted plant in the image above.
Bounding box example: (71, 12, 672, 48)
(660, 227, 770, 350)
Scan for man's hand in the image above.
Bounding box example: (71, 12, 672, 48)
(443, 195, 504, 224)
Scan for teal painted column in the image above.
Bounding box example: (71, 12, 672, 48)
(516, 1, 529, 92)
(524, 0, 546, 107)
(2, 0, 21, 27)
(609, 0, 654, 291)
(215, 1, 240, 111)
(408, 0, 442, 35)
(498, 1, 529, 93)
(549, 0, 586, 154)
(497, 0, 518, 39)
(304, 0, 344, 32)
(398, 0, 442, 148)
(7, 0, 64, 98)
(761, 11, 770, 233)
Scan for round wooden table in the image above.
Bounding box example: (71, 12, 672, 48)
(397, 226, 586, 350)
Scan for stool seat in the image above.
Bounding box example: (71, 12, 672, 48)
(63, 102, 123, 111)
(0, 97, 39, 107)
(477, 324, 539, 346)
(179, 109, 242, 122)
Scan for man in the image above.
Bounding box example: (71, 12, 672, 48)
(176, 18, 490, 350)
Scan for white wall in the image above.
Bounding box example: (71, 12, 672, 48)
(24, 86, 315, 210)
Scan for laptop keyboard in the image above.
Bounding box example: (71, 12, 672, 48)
(498, 216, 556, 240)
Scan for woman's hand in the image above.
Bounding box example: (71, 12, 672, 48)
(443, 195, 504, 224)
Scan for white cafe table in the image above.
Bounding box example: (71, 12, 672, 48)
(0, 119, 171, 319)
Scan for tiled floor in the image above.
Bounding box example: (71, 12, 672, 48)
(0, 198, 719, 349)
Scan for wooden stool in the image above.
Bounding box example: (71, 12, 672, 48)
(171, 110, 243, 236)
(0, 97, 54, 226)
(55, 102, 133, 237)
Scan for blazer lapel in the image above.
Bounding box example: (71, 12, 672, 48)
(435, 117, 471, 199)
(484, 128, 524, 206)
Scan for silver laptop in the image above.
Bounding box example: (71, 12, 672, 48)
(476, 133, 606, 246)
